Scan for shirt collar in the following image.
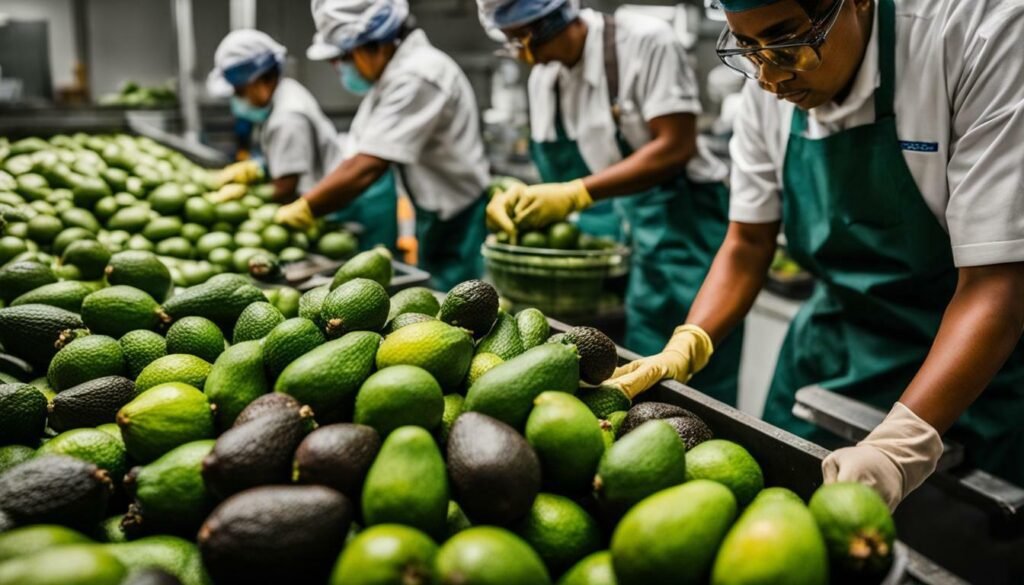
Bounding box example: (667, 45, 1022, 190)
(378, 29, 430, 85)
(579, 9, 605, 89)
(809, 1, 879, 123)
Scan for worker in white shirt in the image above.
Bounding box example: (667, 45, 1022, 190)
(478, 0, 743, 405)
(207, 29, 397, 250)
(276, 0, 490, 290)
(609, 0, 1024, 509)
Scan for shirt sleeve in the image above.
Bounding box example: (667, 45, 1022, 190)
(728, 82, 783, 223)
(354, 74, 446, 165)
(944, 7, 1024, 267)
(262, 111, 314, 179)
(634, 25, 702, 121)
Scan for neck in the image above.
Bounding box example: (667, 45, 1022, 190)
(560, 19, 588, 68)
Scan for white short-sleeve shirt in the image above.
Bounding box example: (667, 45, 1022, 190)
(349, 30, 489, 220)
(258, 78, 342, 194)
(527, 8, 728, 183)
(729, 0, 1024, 267)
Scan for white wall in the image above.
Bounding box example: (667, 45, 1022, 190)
(0, 0, 77, 88)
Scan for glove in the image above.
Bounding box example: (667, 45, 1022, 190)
(822, 402, 943, 511)
(486, 187, 520, 235)
(604, 324, 714, 399)
(274, 198, 315, 231)
(511, 179, 593, 231)
(216, 160, 263, 187)
(209, 183, 247, 203)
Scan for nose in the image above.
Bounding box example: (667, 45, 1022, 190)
(757, 61, 795, 92)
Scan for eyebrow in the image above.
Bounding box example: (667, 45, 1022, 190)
(733, 17, 808, 45)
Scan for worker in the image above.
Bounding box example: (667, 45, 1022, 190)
(207, 29, 397, 250)
(478, 0, 743, 405)
(275, 0, 490, 290)
(607, 0, 1024, 509)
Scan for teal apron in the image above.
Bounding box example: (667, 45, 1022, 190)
(762, 0, 1024, 485)
(529, 14, 742, 404)
(325, 170, 399, 253)
(397, 165, 486, 292)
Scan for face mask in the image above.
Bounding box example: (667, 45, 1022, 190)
(339, 62, 373, 96)
(230, 96, 272, 124)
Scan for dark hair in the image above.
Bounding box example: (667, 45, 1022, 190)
(255, 64, 281, 83)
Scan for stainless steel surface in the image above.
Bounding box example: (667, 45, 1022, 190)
(127, 114, 229, 167)
(172, 0, 201, 142)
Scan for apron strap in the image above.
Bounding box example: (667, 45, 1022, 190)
(874, 0, 896, 120)
(602, 13, 621, 124)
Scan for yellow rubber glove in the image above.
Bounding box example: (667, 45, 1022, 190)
(822, 402, 943, 511)
(486, 185, 521, 235)
(208, 183, 248, 203)
(274, 198, 315, 231)
(216, 160, 263, 187)
(604, 324, 714, 399)
(511, 179, 593, 231)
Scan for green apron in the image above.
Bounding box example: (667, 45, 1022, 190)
(762, 0, 1024, 485)
(529, 13, 741, 404)
(325, 170, 399, 253)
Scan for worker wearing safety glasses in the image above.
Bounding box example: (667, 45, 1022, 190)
(612, 0, 1024, 510)
(478, 0, 743, 406)
(276, 0, 489, 290)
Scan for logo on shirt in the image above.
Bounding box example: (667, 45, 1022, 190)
(899, 141, 939, 153)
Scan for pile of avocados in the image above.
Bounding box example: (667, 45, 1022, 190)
(0, 133, 360, 290)
(0, 143, 898, 584)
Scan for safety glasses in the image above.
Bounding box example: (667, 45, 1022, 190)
(716, 0, 845, 80)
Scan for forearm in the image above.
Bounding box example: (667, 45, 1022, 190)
(900, 263, 1024, 432)
(686, 221, 779, 345)
(581, 113, 697, 200)
(270, 175, 300, 203)
(302, 154, 389, 216)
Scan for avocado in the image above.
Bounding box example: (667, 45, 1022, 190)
(560, 326, 617, 385)
(354, 365, 444, 436)
(557, 551, 617, 585)
(105, 535, 210, 585)
(101, 514, 127, 543)
(164, 317, 225, 364)
(329, 524, 437, 585)
(232, 392, 301, 427)
(204, 340, 268, 429)
(0, 304, 85, 369)
(48, 376, 135, 431)
(0, 261, 56, 302)
(525, 392, 605, 495)
(376, 320, 474, 391)
(515, 308, 550, 350)
(387, 287, 441, 322)
(661, 415, 714, 450)
(117, 382, 215, 463)
(81, 286, 168, 338)
(293, 423, 381, 503)
(446, 500, 472, 538)
(10, 280, 95, 313)
(808, 482, 896, 576)
(262, 318, 326, 379)
(275, 330, 380, 422)
(198, 485, 353, 585)
(321, 278, 390, 338)
(0, 455, 112, 529)
(465, 352, 503, 389)
(161, 273, 266, 330)
(0, 383, 47, 445)
(330, 248, 393, 290)
(382, 312, 435, 335)
(575, 385, 631, 419)
(435, 527, 551, 585)
(476, 310, 525, 360)
(119, 330, 167, 379)
(616, 401, 694, 437)
(447, 412, 540, 526)
(48, 335, 126, 392)
(711, 488, 828, 585)
(514, 493, 601, 577)
(60, 239, 110, 280)
(36, 428, 127, 484)
(0, 445, 35, 474)
(121, 568, 184, 585)
(612, 480, 738, 585)
(122, 440, 215, 538)
(362, 426, 449, 539)
(594, 420, 687, 516)
(134, 354, 212, 393)
(437, 394, 465, 446)
(0, 524, 94, 562)
(105, 251, 173, 302)
(684, 439, 763, 507)
(437, 279, 499, 339)
(202, 406, 314, 500)
(231, 302, 284, 343)
(464, 343, 580, 429)
(298, 284, 331, 327)
(0, 545, 126, 585)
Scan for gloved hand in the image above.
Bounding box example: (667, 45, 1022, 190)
(216, 160, 263, 187)
(604, 324, 714, 399)
(209, 183, 247, 203)
(510, 179, 593, 231)
(822, 402, 943, 511)
(486, 187, 520, 235)
(274, 198, 315, 230)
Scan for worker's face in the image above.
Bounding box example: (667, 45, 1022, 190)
(237, 77, 275, 108)
(724, 0, 872, 109)
(349, 45, 391, 81)
(501, 20, 576, 66)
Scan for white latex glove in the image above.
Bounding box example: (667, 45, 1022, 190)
(822, 402, 944, 511)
